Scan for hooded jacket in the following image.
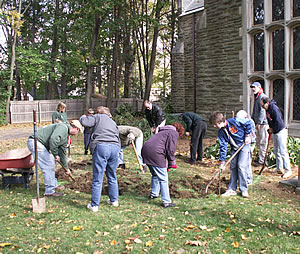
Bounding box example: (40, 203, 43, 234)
(266, 100, 285, 134)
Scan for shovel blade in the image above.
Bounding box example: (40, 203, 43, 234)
(32, 197, 46, 213)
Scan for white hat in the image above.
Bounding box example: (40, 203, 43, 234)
(70, 120, 83, 133)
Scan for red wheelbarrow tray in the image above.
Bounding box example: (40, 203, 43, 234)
(0, 148, 34, 170)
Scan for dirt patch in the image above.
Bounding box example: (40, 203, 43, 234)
(55, 138, 300, 201)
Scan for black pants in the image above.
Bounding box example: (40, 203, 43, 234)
(190, 120, 207, 162)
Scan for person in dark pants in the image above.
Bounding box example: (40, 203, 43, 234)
(182, 112, 207, 164)
(83, 108, 95, 155)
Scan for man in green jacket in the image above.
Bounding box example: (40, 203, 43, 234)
(27, 120, 82, 197)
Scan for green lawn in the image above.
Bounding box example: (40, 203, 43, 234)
(0, 133, 299, 253)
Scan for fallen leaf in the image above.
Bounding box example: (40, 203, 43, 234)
(124, 239, 131, 244)
(145, 240, 152, 247)
(159, 235, 165, 240)
(125, 245, 133, 251)
(184, 225, 196, 231)
(232, 242, 239, 248)
(241, 234, 247, 240)
(225, 228, 230, 232)
(0, 243, 12, 247)
(73, 226, 82, 231)
(185, 240, 207, 246)
(113, 224, 120, 230)
(184, 211, 189, 215)
(134, 238, 142, 244)
(267, 233, 273, 237)
(199, 225, 207, 230)
(9, 213, 16, 218)
(206, 227, 216, 232)
(110, 240, 116, 245)
(246, 228, 253, 232)
(249, 223, 256, 227)
(293, 231, 300, 235)
(103, 232, 110, 236)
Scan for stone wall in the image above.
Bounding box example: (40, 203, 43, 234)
(171, 0, 243, 135)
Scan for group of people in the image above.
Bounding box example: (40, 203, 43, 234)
(209, 82, 292, 198)
(27, 88, 292, 209)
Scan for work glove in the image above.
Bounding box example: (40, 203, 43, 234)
(245, 135, 251, 144)
(127, 133, 135, 142)
(167, 164, 177, 173)
(219, 161, 225, 170)
(185, 132, 190, 137)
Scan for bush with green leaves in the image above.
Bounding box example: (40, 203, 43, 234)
(205, 137, 300, 166)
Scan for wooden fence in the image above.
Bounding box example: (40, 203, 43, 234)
(9, 98, 144, 124)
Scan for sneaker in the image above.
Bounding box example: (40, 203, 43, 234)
(162, 203, 176, 208)
(55, 185, 65, 191)
(242, 191, 249, 198)
(87, 203, 98, 212)
(149, 194, 159, 200)
(221, 189, 237, 197)
(44, 192, 64, 197)
(276, 169, 284, 174)
(107, 199, 119, 207)
(282, 171, 292, 179)
(118, 164, 126, 169)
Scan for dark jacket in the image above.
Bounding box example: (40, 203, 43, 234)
(266, 100, 285, 134)
(145, 103, 166, 128)
(142, 125, 178, 168)
(182, 112, 204, 132)
(29, 123, 70, 168)
(80, 114, 120, 154)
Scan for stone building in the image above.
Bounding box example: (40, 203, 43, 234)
(171, 0, 300, 137)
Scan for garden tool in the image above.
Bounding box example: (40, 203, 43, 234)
(57, 161, 76, 182)
(32, 110, 46, 213)
(258, 133, 272, 175)
(131, 140, 143, 172)
(205, 143, 245, 194)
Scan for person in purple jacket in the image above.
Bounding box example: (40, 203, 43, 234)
(209, 111, 253, 198)
(261, 97, 292, 178)
(142, 124, 182, 208)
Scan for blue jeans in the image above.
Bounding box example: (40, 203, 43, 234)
(228, 144, 251, 192)
(118, 135, 145, 166)
(91, 143, 120, 207)
(148, 165, 171, 204)
(273, 129, 291, 172)
(84, 129, 91, 152)
(27, 138, 58, 195)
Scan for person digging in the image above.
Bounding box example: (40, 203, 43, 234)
(27, 120, 83, 197)
(141, 124, 184, 208)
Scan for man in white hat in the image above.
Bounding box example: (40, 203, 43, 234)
(27, 121, 82, 197)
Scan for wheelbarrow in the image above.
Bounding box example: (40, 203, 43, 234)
(0, 148, 35, 189)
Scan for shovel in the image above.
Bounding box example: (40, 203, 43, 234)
(57, 161, 76, 182)
(258, 133, 272, 175)
(205, 143, 245, 194)
(32, 110, 46, 213)
(131, 140, 143, 172)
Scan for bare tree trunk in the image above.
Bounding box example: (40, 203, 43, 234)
(143, 1, 164, 101)
(96, 66, 102, 94)
(85, 14, 101, 112)
(46, 0, 59, 99)
(6, 0, 22, 122)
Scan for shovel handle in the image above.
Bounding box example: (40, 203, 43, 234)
(131, 140, 143, 172)
(258, 133, 272, 175)
(57, 161, 76, 182)
(205, 143, 246, 194)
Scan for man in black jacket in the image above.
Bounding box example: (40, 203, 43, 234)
(182, 112, 207, 164)
(144, 100, 166, 134)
